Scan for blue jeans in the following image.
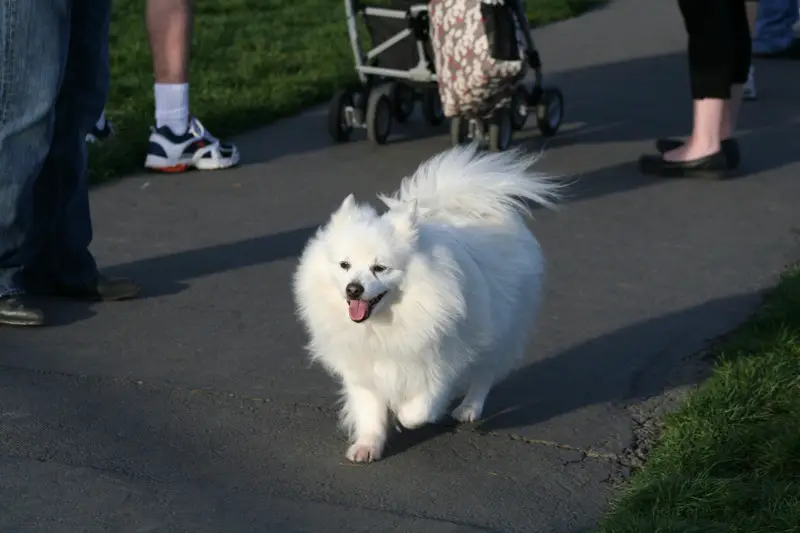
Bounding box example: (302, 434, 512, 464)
(0, 0, 110, 297)
(753, 0, 800, 53)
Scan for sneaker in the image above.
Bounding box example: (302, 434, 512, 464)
(86, 117, 114, 144)
(144, 117, 240, 172)
(743, 65, 757, 101)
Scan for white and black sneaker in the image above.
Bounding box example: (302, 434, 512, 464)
(144, 117, 240, 172)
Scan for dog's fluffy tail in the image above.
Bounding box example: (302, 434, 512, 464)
(378, 143, 563, 224)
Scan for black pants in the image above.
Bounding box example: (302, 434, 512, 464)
(678, 0, 752, 99)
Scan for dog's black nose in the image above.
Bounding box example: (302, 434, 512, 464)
(345, 282, 364, 299)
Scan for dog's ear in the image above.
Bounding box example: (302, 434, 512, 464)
(338, 194, 356, 212)
(330, 194, 357, 223)
(385, 200, 418, 238)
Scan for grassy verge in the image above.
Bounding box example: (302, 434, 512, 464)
(598, 269, 800, 533)
(90, 0, 604, 183)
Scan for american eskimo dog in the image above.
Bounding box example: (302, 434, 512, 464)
(293, 144, 561, 462)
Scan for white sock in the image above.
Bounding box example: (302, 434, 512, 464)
(154, 83, 190, 136)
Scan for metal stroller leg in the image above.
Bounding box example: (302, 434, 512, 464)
(509, 0, 565, 140)
(327, 0, 444, 146)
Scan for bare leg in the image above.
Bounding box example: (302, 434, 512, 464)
(146, 0, 193, 135)
(663, 98, 724, 161)
(141, 0, 240, 171)
(721, 84, 745, 139)
(745, 1, 758, 30)
(146, 0, 193, 84)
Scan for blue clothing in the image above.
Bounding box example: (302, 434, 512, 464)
(0, 0, 111, 296)
(753, 0, 800, 53)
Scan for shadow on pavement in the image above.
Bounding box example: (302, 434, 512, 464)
(478, 291, 764, 434)
(103, 226, 318, 299)
(233, 48, 800, 182)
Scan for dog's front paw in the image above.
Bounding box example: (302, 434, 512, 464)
(346, 441, 384, 463)
(451, 402, 483, 423)
(397, 397, 436, 430)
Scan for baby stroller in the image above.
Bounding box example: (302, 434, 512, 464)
(429, 0, 564, 151)
(327, 0, 446, 145)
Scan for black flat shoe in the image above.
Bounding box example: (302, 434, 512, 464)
(0, 295, 44, 327)
(638, 151, 729, 179)
(52, 275, 141, 302)
(655, 138, 740, 169)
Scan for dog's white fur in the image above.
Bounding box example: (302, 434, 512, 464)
(293, 144, 561, 463)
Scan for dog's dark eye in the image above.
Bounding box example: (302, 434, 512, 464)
(371, 265, 387, 274)
(339, 261, 351, 270)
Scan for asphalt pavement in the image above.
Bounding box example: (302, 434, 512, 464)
(2, 0, 800, 531)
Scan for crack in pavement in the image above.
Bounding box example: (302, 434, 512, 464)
(0, 362, 629, 465)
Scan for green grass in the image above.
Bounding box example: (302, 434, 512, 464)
(90, 0, 604, 183)
(598, 269, 800, 533)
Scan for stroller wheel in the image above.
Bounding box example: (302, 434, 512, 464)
(511, 87, 528, 131)
(488, 108, 513, 152)
(422, 90, 445, 126)
(389, 83, 416, 123)
(450, 116, 468, 146)
(536, 87, 564, 138)
(327, 89, 355, 143)
(366, 89, 393, 145)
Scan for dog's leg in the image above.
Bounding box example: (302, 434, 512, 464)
(341, 385, 389, 463)
(397, 391, 449, 430)
(451, 373, 494, 423)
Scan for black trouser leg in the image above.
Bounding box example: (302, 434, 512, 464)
(678, 0, 752, 99)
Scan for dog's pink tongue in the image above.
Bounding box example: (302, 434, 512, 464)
(348, 300, 369, 321)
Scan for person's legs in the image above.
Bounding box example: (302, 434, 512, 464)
(722, 0, 753, 138)
(665, 0, 734, 162)
(0, 0, 72, 325)
(640, 0, 740, 178)
(24, 0, 140, 303)
(147, 0, 192, 135)
(143, 0, 239, 172)
(664, 99, 725, 162)
(28, 0, 110, 290)
(744, 0, 759, 99)
(752, 0, 800, 57)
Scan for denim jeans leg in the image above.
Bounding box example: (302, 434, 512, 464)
(753, 0, 800, 53)
(27, 0, 112, 288)
(0, 0, 72, 297)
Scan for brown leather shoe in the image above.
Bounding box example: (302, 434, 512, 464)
(0, 295, 44, 327)
(53, 275, 141, 302)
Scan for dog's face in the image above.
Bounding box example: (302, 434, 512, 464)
(316, 194, 418, 323)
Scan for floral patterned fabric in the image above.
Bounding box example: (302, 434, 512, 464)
(429, 0, 527, 119)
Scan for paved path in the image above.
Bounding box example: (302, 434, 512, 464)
(2, 1, 800, 531)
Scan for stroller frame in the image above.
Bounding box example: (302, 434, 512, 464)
(346, 3, 437, 84)
(327, 0, 447, 145)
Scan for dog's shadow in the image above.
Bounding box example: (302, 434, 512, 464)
(381, 291, 764, 458)
(381, 404, 477, 460)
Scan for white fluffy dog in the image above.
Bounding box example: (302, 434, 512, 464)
(293, 144, 561, 463)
